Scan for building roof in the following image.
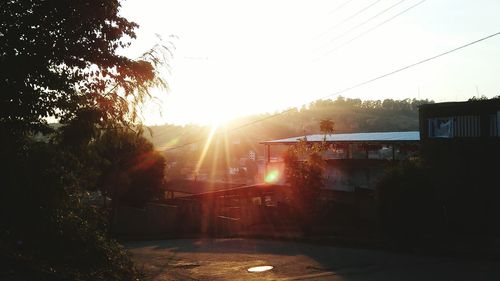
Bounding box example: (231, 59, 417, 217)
(418, 99, 500, 117)
(260, 131, 420, 145)
(164, 180, 245, 194)
(187, 183, 286, 198)
(418, 99, 500, 110)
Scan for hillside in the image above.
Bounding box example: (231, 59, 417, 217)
(147, 97, 433, 180)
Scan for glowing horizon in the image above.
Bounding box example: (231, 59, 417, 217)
(120, 0, 500, 126)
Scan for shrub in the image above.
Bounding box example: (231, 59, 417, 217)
(0, 138, 144, 281)
(376, 160, 445, 248)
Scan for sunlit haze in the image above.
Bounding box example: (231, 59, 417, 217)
(119, 0, 500, 125)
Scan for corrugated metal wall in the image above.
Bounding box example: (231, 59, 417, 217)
(453, 115, 481, 137)
(428, 114, 500, 138)
(490, 114, 499, 137)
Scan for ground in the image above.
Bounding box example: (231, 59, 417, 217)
(126, 238, 500, 281)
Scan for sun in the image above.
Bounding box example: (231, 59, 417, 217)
(207, 112, 231, 127)
(182, 99, 236, 126)
(140, 90, 237, 126)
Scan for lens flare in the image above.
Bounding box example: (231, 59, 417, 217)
(264, 170, 279, 183)
(159, 136, 180, 150)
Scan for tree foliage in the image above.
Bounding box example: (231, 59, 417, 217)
(156, 97, 433, 172)
(283, 143, 326, 233)
(0, 0, 167, 134)
(319, 119, 335, 135)
(284, 148, 325, 202)
(1, 0, 169, 280)
(95, 127, 166, 208)
(0, 137, 144, 281)
(376, 160, 443, 248)
(377, 136, 500, 249)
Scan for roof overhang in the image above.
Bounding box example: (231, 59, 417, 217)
(260, 131, 420, 145)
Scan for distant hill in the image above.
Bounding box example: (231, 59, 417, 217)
(148, 97, 434, 180)
(149, 97, 433, 148)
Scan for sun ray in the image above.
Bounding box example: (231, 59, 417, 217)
(222, 125, 231, 180)
(209, 136, 220, 183)
(194, 124, 218, 178)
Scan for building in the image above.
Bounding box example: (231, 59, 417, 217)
(417, 99, 500, 235)
(419, 99, 500, 139)
(418, 99, 500, 177)
(260, 131, 420, 192)
(149, 99, 500, 238)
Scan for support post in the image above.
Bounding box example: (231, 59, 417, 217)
(265, 144, 271, 177)
(267, 144, 271, 163)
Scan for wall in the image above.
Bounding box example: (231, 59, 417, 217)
(324, 159, 389, 192)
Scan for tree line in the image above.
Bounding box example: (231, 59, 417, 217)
(153, 97, 433, 181)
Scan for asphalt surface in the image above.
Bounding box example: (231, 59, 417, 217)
(126, 238, 500, 281)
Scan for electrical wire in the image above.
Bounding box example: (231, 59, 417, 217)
(164, 30, 500, 151)
(327, 0, 354, 16)
(324, 0, 408, 46)
(315, 0, 382, 40)
(321, 0, 427, 57)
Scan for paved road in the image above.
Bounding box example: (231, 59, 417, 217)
(126, 238, 500, 281)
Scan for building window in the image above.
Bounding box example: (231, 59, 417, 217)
(428, 117, 454, 138)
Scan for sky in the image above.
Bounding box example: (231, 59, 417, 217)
(119, 0, 500, 125)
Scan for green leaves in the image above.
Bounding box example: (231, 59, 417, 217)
(0, 0, 169, 134)
(0, 2, 167, 279)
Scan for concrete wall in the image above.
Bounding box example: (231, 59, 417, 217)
(324, 160, 388, 192)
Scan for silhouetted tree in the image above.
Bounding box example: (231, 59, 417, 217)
(0, 0, 167, 135)
(95, 128, 166, 208)
(283, 143, 325, 235)
(0, 1, 168, 280)
(376, 160, 444, 249)
(319, 119, 335, 135)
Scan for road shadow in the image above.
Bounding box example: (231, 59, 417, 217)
(126, 238, 500, 281)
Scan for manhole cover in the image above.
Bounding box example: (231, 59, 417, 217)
(172, 262, 200, 268)
(247, 265, 274, 272)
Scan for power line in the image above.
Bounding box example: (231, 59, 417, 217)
(321, 0, 427, 58)
(321, 31, 500, 98)
(152, 123, 208, 150)
(327, 0, 354, 15)
(164, 30, 500, 151)
(324, 0, 408, 46)
(315, 0, 382, 40)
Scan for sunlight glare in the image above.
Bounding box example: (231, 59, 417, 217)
(194, 124, 218, 177)
(264, 170, 280, 183)
(247, 265, 274, 273)
(157, 136, 180, 150)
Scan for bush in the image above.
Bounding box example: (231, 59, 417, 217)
(376, 160, 445, 248)
(0, 138, 144, 281)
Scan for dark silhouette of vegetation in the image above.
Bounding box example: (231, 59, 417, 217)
(283, 139, 327, 235)
(1, 0, 167, 135)
(95, 128, 166, 208)
(376, 160, 445, 249)
(0, 136, 146, 281)
(1, 0, 168, 280)
(319, 119, 335, 135)
(377, 135, 500, 252)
